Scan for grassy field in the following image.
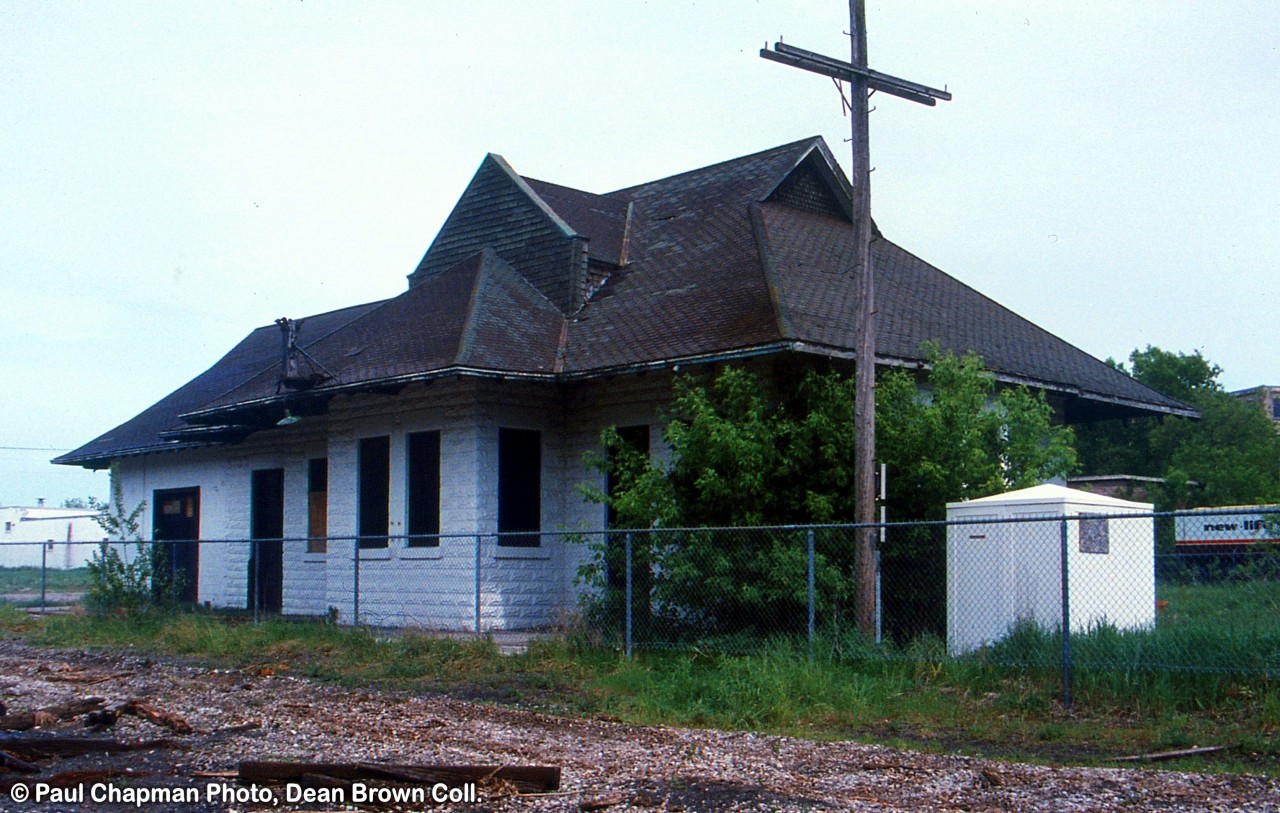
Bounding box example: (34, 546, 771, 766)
(1161, 579, 1280, 636)
(0, 566, 92, 595)
(1, 604, 1276, 776)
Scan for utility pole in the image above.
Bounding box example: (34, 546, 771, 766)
(761, 2, 950, 637)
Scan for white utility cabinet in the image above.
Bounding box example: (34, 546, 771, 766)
(945, 484, 1154, 655)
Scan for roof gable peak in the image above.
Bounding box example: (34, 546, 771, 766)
(606, 136, 823, 199)
(763, 140, 853, 221)
(410, 153, 589, 314)
(482, 154, 579, 239)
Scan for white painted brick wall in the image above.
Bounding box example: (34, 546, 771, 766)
(111, 372, 681, 628)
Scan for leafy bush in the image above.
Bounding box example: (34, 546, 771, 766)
(579, 350, 1075, 645)
(83, 463, 180, 613)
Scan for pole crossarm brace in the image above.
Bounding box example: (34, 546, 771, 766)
(761, 42, 951, 106)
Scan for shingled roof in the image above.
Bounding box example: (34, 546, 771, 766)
(57, 137, 1194, 468)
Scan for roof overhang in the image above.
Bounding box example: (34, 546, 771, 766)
(62, 340, 1195, 469)
(788, 341, 1200, 422)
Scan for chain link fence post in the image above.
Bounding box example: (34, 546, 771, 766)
(252, 539, 260, 625)
(352, 537, 361, 627)
(1060, 517, 1072, 710)
(475, 534, 482, 636)
(41, 541, 49, 615)
(807, 528, 815, 662)
(625, 532, 633, 659)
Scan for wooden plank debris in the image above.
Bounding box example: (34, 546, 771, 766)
(41, 669, 135, 686)
(120, 699, 193, 734)
(0, 733, 177, 760)
(0, 750, 40, 774)
(82, 699, 195, 734)
(238, 760, 561, 794)
(0, 697, 106, 731)
(579, 792, 628, 810)
(1113, 744, 1235, 763)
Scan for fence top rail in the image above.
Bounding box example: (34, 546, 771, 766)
(609, 507, 1280, 534)
(9, 505, 1278, 546)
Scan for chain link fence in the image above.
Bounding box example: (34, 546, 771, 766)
(3, 510, 1277, 682)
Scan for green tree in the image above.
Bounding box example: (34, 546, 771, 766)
(1076, 346, 1280, 509)
(583, 349, 1076, 638)
(581, 367, 857, 635)
(1128, 345, 1222, 403)
(877, 343, 1077, 521)
(1152, 392, 1280, 507)
(589, 366, 864, 529)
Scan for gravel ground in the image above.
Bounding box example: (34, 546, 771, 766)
(0, 640, 1276, 812)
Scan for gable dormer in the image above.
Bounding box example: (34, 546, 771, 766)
(409, 154, 589, 315)
(763, 141, 853, 221)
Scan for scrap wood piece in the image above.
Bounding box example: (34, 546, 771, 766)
(211, 720, 261, 735)
(579, 792, 628, 811)
(0, 750, 40, 774)
(1113, 744, 1236, 763)
(35, 663, 74, 675)
(238, 760, 561, 793)
(0, 697, 106, 731)
(82, 700, 194, 734)
(120, 699, 194, 734)
(0, 733, 178, 760)
(83, 708, 120, 729)
(43, 670, 135, 686)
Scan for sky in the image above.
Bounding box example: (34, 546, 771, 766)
(2, 1, 1278, 506)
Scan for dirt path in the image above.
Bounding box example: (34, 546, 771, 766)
(0, 641, 1275, 811)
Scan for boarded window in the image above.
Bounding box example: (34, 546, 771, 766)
(358, 436, 390, 549)
(406, 431, 441, 547)
(307, 458, 328, 554)
(498, 428, 541, 547)
(1080, 514, 1110, 554)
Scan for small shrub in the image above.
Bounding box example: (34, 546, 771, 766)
(85, 542, 153, 614)
(83, 463, 182, 613)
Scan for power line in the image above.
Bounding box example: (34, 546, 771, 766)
(0, 445, 71, 452)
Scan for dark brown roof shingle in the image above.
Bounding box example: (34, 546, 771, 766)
(57, 136, 1193, 467)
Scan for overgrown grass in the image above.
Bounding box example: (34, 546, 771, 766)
(956, 578, 1280, 678)
(3, 607, 1277, 776)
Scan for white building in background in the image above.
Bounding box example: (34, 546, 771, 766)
(0, 504, 105, 569)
